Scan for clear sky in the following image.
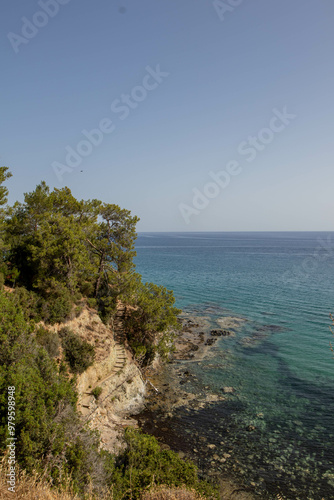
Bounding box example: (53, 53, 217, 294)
(1, 0, 334, 231)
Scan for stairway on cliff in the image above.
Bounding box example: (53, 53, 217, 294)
(80, 341, 128, 416)
(79, 302, 143, 419)
(112, 303, 127, 344)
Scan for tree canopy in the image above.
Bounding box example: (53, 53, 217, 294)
(1, 174, 180, 356)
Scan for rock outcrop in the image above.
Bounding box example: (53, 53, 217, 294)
(49, 304, 147, 454)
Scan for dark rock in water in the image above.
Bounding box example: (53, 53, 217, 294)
(210, 329, 232, 337)
(210, 329, 223, 336)
(205, 338, 217, 346)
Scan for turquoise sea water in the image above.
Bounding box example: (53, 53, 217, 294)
(134, 232, 334, 499)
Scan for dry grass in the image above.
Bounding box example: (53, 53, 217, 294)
(141, 486, 206, 500)
(0, 455, 112, 500)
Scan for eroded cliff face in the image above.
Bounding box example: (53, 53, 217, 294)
(78, 350, 146, 454)
(69, 307, 147, 454)
(45, 304, 146, 454)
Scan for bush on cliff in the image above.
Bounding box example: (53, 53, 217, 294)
(60, 327, 95, 374)
(0, 290, 109, 496)
(35, 326, 60, 358)
(124, 281, 181, 365)
(105, 428, 218, 500)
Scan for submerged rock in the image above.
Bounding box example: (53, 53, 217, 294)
(221, 386, 235, 394)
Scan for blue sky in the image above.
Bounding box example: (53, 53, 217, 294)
(1, 0, 334, 231)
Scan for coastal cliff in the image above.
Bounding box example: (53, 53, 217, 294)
(0, 178, 232, 498)
(47, 304, 147, 454)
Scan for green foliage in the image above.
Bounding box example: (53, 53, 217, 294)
(41, 286, 73, 324)
(0, 167, 12, 271)
(60, 327, 95, 374)
(0, 166, 12, 208)
(91, 386, 103, 400)
(35, 326, 60, 358)
(128, 341, 156, 367)
(10, 286, 43, 321)
(96, 293, 117, 325)
(4, 182, 142, 326)
(105, 428, 218, 500)
(0, 290, 33, 368)
(128, 282, 181, 334)
(87, 297, 97, 309)
(0, 291, 75, 468)
(124, 281, 181, 365)
(0, 291, 108, 496)
(7, 285, 74, 325)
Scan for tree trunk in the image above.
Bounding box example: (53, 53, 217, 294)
(94, 252, 105, 298)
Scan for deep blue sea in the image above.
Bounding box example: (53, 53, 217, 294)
(134, 232, 334, 499)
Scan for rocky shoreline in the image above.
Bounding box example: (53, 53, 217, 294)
(134, 313, 261, 500)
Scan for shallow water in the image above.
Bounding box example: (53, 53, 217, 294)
(135, 232, 334, 499)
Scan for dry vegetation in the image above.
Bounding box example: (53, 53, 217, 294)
(0, 458, 206, 500)
(142, 486, 205, 500)
(0, 456, 112, 500)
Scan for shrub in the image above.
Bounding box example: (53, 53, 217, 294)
(124, 282, 181, 366)
(104, 429, 218, 500)
(11, 286, 42, 322)
(74, 304, 84, 318)
(128, 341, 156, 367)
(91, 386, 103, 400)
(35, 326, 60, 358)
(97, 295, 117, 325)
(60, 328, 95, 374)
(87, 297, 97, 309)
(43, 292, 73, 324)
